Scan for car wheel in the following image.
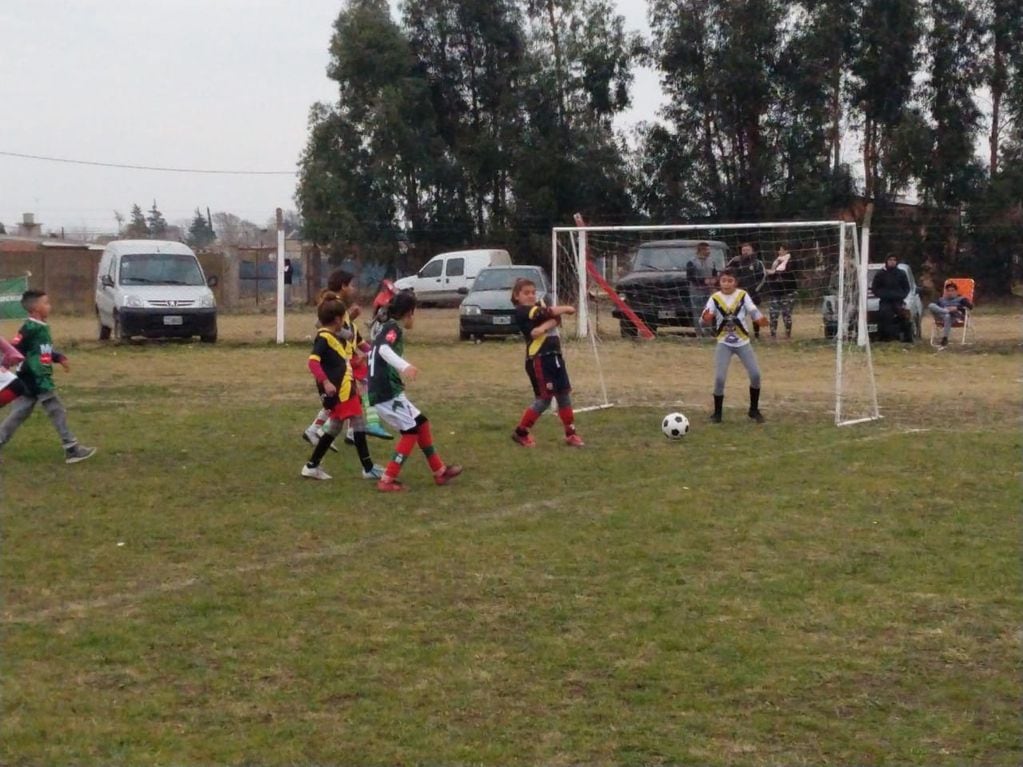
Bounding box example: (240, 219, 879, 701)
(823, 322, 837, 339)
(459, 329, 470, 341)
(200, 328, 218, 343)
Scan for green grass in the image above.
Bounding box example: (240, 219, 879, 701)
(1, 333, 1021, 765)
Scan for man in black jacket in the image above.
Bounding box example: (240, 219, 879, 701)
(871, 255, 912, 342)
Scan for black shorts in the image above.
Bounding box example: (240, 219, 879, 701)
(526, 353, 571, 400)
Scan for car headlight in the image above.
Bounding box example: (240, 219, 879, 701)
(200, 294, 216, 308)
(461, 304, 481, 316)
(124, 295, 144, 308)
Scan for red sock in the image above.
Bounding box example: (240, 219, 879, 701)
(517, 407, 540, 433)
(0, 388, 16, 407)
(558, 406, 576, 436)
(416, 421, 444, 473)
(384, 434, 417, 480)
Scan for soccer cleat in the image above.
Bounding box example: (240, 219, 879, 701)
(511, 432, 536, 448)
(365, 423, 393, 440)
(303, 426, 339, 453)
(301, 464, 332, 480)
(564, 434, 585, 447)
(65, 445, 96, 464)
(748, 410, 766, 423)
(434, 464, 464, 486)
(376, 478, 407, 492)
(710, 412, 722, 423)
(362, 465, 385, 480)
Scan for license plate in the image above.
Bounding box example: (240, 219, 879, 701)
(163, 315, 183, 326)
(657, 309, 676, 319)
(867, 323, 877, 332)
(493, 316, 511, 325)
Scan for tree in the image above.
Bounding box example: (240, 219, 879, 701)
(297, 0, 434, 261)
(126, 204, 149, 238)
(187, 208, 217, 249)
(147, 200, 168, 238)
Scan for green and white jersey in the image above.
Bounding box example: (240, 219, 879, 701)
(11, 317, 63, 394)
(368, 320, 407, 405)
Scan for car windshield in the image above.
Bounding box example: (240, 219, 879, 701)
(472, 268, 546, 292)
(120, 253, 205, 286)
(632, 245, 725, 272)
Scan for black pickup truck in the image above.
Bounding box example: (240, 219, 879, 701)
(612, 239, 729, 336)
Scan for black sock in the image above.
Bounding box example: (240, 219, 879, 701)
(749, 387, 761, 412)
(713, 395, 724, 416)
(352, 431, 373, 472)
(308, 432, 336, 467)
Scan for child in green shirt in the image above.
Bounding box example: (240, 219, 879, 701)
(0, 290, 96, 463)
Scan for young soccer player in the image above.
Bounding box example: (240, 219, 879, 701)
(302, 269, 392, 447)
(301, 291, 384, 480)
(0, 290, 96, 462)
(509, 278, 584, 447)
(368, 291, 462, 492)
(701, 269, 769, 423)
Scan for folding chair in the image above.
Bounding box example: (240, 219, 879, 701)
(929, 277, 975, 347)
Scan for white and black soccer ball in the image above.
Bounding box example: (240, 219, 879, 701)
(661, 412, 690, 440)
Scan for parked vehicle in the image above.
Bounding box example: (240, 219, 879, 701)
(95, 240, 218, 342)
(458, 265, 550, 340)
(822, 262, 923, 341)
(611, 239, 729, 336)
(394, 248, 512, 307)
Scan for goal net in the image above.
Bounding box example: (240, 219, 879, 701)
(550, 221, 881, 426)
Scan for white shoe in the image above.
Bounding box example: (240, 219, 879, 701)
(362, 465, 385, 480)
(344, 428, 356, 446)
(301, 464, 332, 480)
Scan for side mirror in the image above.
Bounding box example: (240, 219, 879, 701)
(207, 275, 219, 288)
(101, 275, 114, 288)
(457, 287, 469, 295)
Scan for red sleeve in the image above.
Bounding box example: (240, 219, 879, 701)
(308, 358, 327, 383)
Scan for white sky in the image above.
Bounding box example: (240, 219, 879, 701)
(0, 0, 664, 236)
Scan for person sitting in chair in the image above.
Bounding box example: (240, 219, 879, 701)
(928, 281, 973, 348)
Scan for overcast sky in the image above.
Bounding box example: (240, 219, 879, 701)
(0, 1, 664, 236)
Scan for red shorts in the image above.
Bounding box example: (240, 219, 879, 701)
(329, 393, 363, 421)
(351, 357, 368, 382)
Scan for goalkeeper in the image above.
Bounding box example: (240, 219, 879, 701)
(701, 269, 769, 423)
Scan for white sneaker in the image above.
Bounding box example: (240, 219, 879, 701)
(361, 465, 385, 480)
(302, 426, 339, 452)
(65, 445, 97, 464)
(301, 464, 332, 480)
(344, 428, 356, 446)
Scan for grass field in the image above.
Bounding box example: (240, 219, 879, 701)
(1, 307, 1021, 765)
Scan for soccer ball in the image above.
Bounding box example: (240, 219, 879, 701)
(661, 412, 690, 440)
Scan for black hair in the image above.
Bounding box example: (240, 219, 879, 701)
(510, 278, 536, 306)
(719, 267, 737, 279)
(21, 290, 46, 312)
(388, 290, 417, 320)
(326, 268, 354, 292)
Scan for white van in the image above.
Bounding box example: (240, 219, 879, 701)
(394, 248, 512, 306)
(95, 240, 218, 342)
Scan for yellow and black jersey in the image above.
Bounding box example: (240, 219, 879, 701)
(515, 302, 562, 359)
(309, 329, 353, 400)
(338, 309, 364, 358)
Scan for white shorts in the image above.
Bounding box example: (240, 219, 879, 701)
(0, 369, 17, 390)
(374, 393, 421, 432)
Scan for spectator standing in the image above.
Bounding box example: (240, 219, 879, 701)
(726, 242, 767, 339)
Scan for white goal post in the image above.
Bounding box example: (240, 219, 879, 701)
(551, 219, 881, 427)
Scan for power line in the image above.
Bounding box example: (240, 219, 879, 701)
(0, 150, 297, 176)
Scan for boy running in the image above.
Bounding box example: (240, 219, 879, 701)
(0, 290, 96, 462)
(368, 291, 461, 492)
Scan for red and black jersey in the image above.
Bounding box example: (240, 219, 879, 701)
(515, 301, 562, 358)
(309, 329, 353, 400)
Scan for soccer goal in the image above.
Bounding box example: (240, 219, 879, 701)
(551, 219, 881, 426)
